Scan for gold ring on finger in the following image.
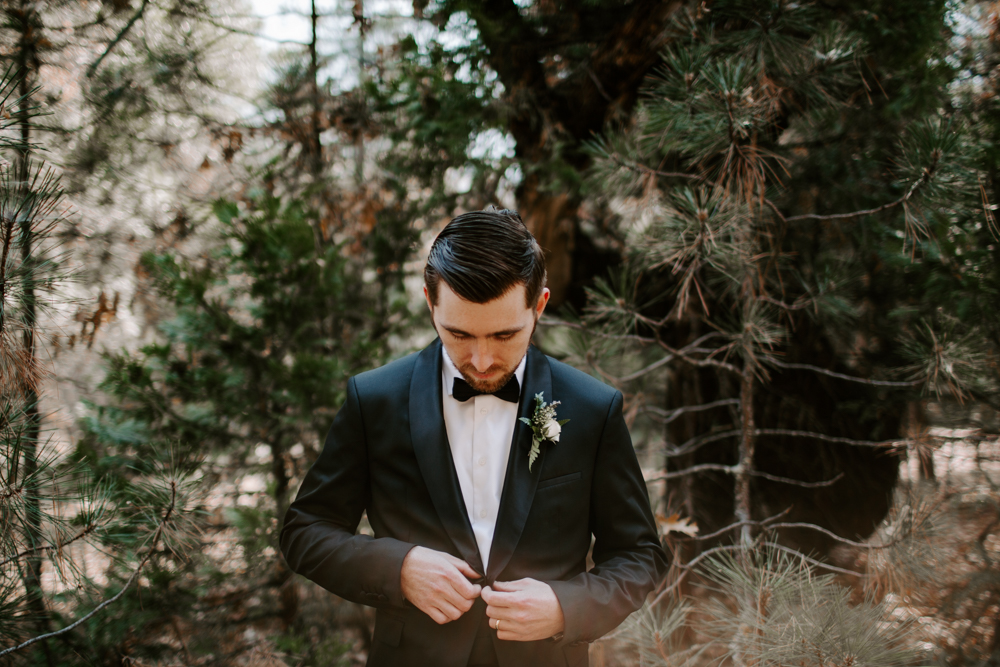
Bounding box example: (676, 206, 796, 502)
(496, 619, 501, 632)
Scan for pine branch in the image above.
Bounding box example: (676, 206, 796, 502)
(0, 481, 176, 658)
(665, 428, 741, 457)
(607, 146, 943, 233)
(784, 198, 904, 222)
(768, 358, 920, 387)
(651, 462, 739, 480)
(650, 511, 797, 606)
(86, 0, 152, 80)
(783, 149, 941, 223)
(648, 462, 844, 488)
(764, 522, 903, 550)
(680, 508, 794, 542)
(643, 398, 741, 424)
(605, 150, 706, 183)
(750, 470, 844, 488)
(0, 524, 96, 569)
(653, 332, 742, 375)
(767, 543, 863, 577)
(755, 428, 909, 448)
(538, 316, 658, 345)
(585, 332, 727, 385)
(0, 213, 15, 338)
(651, 544, 746, 605)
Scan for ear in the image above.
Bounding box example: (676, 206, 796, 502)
(423, 284, 434, 313)
(534, 287, 550, 319)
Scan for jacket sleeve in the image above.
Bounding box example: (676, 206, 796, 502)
(547, 389, 669, 644)
(279, 376, 414, 608)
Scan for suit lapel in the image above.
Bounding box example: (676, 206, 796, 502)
(409, 338, 485, 576)
(487, 344, 552, 581)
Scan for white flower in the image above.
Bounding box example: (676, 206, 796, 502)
(544, 419, 561, 442)
(522, 392, 569, 472)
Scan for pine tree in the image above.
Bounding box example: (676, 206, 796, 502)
(0, 69, 193, 665)
(567, 0, 998, 577)
(617, 547, 919, 667)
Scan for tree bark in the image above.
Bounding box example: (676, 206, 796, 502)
(465, 0, 682, 306)
(353, 0, 366, 187)
(309, 0, 323, 178)
(735, 365, 756, 546)
(12, 2, 52, 663)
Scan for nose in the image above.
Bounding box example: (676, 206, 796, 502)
(470, 340, 494, 373)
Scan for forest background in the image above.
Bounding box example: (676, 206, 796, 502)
(1, 0, 999, 665)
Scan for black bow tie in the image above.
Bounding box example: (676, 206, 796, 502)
(452, 375, 521, 403)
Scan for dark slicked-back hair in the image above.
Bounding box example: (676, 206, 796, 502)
(424, 207, 547, 307)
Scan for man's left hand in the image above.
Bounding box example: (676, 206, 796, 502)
(481, 578, 565, 642)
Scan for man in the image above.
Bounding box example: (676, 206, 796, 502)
(280, 208, 667, 667)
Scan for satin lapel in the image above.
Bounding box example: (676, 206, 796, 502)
(409, 338, 485, 576)
(486, 344, 552, 581)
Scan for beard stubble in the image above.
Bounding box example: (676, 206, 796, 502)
(454, 319, 537, 393)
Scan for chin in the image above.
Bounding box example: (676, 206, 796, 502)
(461, 367, 516, 393)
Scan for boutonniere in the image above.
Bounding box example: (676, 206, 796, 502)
(520, 392, 570, 472)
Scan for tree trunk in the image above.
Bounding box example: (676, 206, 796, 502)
(467, 0, 682, 307)
(519, 184, 575, 306)
(13, 2, 52, 662)
(735, 366, 756, 546)
(308, 0, 323, 179)
(353, 0, 365, 187)
(905, 401, 935, 482)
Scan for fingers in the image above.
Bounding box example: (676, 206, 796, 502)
(481, 585, 519, 608)
(485, 600, 522, 623)
(492, 578, 533, 592)
(428, 598, 466, 625)
(442, 555, 482, 599)
(448, 555, 482, 581)
(439, 581, 477, 613)
(401, 547, 484, 624)
(490, 613, 530, 641)
(446, 568, 482, 601)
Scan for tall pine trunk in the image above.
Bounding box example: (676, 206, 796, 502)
(12, 2, 51, 662)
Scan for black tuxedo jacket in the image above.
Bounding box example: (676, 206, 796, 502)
(280, 339, 667, 667)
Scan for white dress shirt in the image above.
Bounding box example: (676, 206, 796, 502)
(441, 347, 526, 573)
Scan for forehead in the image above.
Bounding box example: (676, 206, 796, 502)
(434, 282, 531, 334)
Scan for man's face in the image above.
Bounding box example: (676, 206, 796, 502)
(425, 281, 550, 393)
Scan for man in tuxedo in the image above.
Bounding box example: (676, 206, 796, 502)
(280, 209, 667, 667)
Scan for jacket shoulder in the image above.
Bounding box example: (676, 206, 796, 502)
(546, 354, 619, 407)
(351, 350, 419, 399)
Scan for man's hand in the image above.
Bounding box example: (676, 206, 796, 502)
(482, 578, 566, 642)
(400, 546, 482, 624)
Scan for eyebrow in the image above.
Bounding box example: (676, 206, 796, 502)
(441, 324, 526, 339)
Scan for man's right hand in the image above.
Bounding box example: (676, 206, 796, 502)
(400, 546, 482, 624)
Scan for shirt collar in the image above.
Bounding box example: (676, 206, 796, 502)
(442, 344, 527, 397)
